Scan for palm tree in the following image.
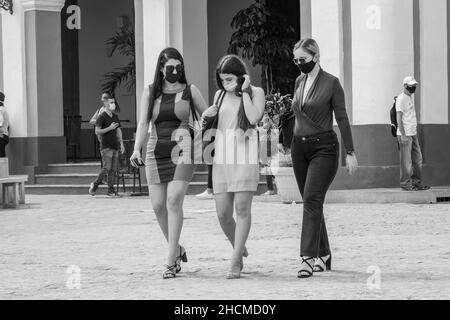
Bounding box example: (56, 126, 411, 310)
(101, 24, 136, 95)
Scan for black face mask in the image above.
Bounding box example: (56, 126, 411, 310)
(297, 59, 317, 74)
(165, 73, 182, 84)
(406, 86, 416, 94)
(164, 65, 184, 84)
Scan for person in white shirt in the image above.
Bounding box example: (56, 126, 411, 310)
(0, 92, 10, 158)
(396, 76, 429, 191)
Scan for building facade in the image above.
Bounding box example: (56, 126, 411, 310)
(0, 0, 449, 189)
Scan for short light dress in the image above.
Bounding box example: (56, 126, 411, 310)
(145, 85, 196, 185)
(212, 93, 260, 194)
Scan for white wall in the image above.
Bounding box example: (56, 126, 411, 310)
(419, 0, 448, 124)
(351, 0, 415, 125)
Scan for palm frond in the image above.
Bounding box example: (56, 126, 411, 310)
(102, 24, 136, 95)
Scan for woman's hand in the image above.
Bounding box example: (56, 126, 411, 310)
(130, 150, 144, 168)
(346, 153, 358, 176)
(202, 105, 219, 119)
(241, 74, 251, 91)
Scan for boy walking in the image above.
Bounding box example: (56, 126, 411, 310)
(89, 95, 125, 196)
(396, 76, 430, 191)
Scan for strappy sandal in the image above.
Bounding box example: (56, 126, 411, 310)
(313, 254, 332, 273)
(162, 264, 177, 279)
(175, 246, 188, 274)
(298, 256, 315, 278)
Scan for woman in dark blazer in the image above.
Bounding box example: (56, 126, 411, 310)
(290, 39, 358, 278)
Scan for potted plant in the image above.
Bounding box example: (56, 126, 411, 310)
(262, 93, 302, 204)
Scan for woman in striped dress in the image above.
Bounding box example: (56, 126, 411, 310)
(131, 48, 207, 279)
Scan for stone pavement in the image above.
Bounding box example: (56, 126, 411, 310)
(0, 195, 449, 300)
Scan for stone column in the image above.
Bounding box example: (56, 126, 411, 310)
(1, 0, 66, 175)
(300, 0, 312, 39)
(134, 0, 209, 114)
(311, 0, 343, 80)
(134, 0, 169, 118)
(309, 0, 351, 124)
(168, 0, 209, 103)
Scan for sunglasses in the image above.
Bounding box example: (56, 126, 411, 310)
(293, 57, 313, 65)
(165, 64, 184, 74)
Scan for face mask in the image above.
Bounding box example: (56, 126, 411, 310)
(109, 103, 116, 111)
(223, 80, 238, 92)
(406, 86, 416, 94)
(165, 73, 182, 84)
(164, 65, 183, 84)
(297, 59, 317, 74)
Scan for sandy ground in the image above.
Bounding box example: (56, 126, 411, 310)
(0, 195, 449, 300)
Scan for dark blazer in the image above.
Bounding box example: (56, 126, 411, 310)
(292, 68, 354, 153)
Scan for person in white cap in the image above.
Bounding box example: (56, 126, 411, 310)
(396, 76, 430, 191)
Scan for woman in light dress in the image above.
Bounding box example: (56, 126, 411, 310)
(202, 55, 265, 279)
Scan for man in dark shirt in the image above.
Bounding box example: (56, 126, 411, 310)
(89, 96, 125, 197)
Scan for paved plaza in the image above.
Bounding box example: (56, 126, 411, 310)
(1, 194, 449, 300)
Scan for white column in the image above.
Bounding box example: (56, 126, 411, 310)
(419, 0, 448, 124)
(135, 0, 209, 112)
(179, 0, 209, 103)
(351, 0, 415, 125)
(300, 0, 312, 39)
(1, 4, 28, 137)
(168, 0, 209, 103)
(0, 13, 3, 91)
(1, 0, 65, 138)
(311, 0, 343, 80)
(168, 0, 183, 51)
(134, 0, 169, 118)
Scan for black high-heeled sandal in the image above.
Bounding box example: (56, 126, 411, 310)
(298, 257, 315, 278)
(175, 246, 188, 274)
(163, 264, 177, 279)
(313, 254, 332, 272)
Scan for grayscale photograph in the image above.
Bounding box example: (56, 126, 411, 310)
(0, 0, 449, 305)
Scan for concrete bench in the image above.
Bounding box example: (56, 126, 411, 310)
(0, 175, 28, 208)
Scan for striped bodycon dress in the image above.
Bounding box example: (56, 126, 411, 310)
(145, 85, 196, 185)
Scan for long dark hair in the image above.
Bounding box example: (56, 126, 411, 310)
(148, 47, 187, 122)
(216, 55, 254, 131)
